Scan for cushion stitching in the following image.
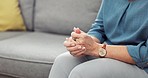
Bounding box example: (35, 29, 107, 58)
(0, 56, 53, 65)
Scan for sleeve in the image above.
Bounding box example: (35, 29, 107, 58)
(87, 0, 107, 43)
(127, 39, 148, 69)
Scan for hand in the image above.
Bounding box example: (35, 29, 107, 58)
(63, 37, 86, 57)
(71, 28, 100, 57)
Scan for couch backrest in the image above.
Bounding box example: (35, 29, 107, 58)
(20, 0, 102, 35)
(19, 0, 35, 31)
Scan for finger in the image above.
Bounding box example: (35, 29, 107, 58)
(73, 51, 85, 57)
(69, 37, 76, 42)
(63, 40, 76, 47)
(71, 32, 82, 39)
(70, 49, 85, 57)
(65, 37, 69, 41)
(75, 38, 84, 45)
(66, 45, 81, 52)
(73, 27, 85, 34)
(73, 27, 81, 34)
(67, 45, 85, 52)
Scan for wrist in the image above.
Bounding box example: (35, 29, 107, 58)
(98, 44, 107, 58)
(91, 43, 102, 57)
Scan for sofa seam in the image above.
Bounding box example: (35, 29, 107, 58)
(0, 32, 30, 41)
(0, 72, 22, 78)
(32, 0, 36, 31)
(0, 56, 53, 65)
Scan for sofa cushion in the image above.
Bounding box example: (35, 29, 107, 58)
(0, 0, 26, 31)
(0, 32, 67, 78)
(19, 0, 35, 31)
(0, 32, 27, 41)
(34, 0, 102, 35)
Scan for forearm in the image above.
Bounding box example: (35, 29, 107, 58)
(88, 36, 135, 64)
(103, 44, 136, 64)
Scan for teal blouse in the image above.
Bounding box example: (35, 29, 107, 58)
(87, 0, 148, 73)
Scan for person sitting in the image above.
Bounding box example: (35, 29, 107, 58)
(49, 0, 148, 78)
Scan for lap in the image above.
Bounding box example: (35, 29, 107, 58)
(69, 58, 148, 78)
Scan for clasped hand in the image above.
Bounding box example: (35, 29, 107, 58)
(63, 27, 99, 57)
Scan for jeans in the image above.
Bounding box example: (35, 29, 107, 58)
(49, 52, 148, 78)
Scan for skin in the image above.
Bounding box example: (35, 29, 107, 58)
(63, 27, 135, 64)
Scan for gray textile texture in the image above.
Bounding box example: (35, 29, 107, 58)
(34, 0, 102, 35)
(0, 32, 67, 78)
(19, 0, 34, 31)
(0, 0, 103, 78)
(49, 52, 148, 78)
(0, 32, 27, 41)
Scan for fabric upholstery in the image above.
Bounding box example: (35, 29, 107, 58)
(0, 0, 26, 31)
(0, 0, 103, 78)
(34, 0, 102, 35)
(19, 0, 35, 31)
(0, 32, 68, 78)
(0, 32, 27, 40)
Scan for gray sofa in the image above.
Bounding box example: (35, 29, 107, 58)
(0, 0, 102, 78)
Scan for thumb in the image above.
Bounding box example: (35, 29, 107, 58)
(73, 27, 85, 34)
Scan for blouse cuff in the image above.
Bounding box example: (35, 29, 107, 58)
(127, 45, 148, 68)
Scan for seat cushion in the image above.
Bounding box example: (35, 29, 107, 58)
(0, 32, 68, 78)
(0, 32, 27, 40)
(34, 0, 102, 35)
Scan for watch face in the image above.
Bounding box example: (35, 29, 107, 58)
(99, 48, 107, 57)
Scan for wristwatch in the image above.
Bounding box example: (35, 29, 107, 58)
(98, 44, 107, 58)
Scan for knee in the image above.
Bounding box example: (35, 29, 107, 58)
(68, 66, 83, 78)
(53, 52, 71, 64)
(53, 52, 84, 66)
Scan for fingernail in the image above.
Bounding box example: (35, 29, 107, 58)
(66, 38, 68, 40)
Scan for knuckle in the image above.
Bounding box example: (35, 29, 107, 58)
(63, 41, 67, 46)
(71, 32, 75, 37)
(77, 39, 84, 44)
